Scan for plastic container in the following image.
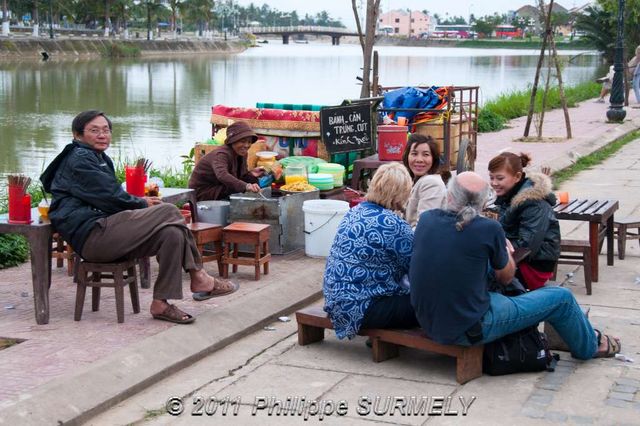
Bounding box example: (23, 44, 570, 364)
(284, 164, 308, 185)
(125, 166, 145, 197)
(256, 151, 278, 168)
(308, 173, 334, 191)
(38, 199, 50, 219)
(8, 185, 32, 224)
(316, 163, 345, 187)
(377, 125, 408, 161)
(302, 199, 349, 257)
(197, 200, 230, 226)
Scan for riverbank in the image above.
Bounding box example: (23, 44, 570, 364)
(0, 38, 248, 58)
(374, 35, 596, 50)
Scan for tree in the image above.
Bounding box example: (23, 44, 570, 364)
(473, 18, 495, 38)
(352, 0, 380, 98)
(440, 15, 466, 25)
(183, 0, 213, 36)
(574, 5, 615, 61)
(2, 0, 9, 36)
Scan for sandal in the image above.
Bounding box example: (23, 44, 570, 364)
(192, 279, 239, 301)
(594, 329, 621, 358)
(152, 304, 195, 324)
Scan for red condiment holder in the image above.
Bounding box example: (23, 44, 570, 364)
(8, 185, 32, 224)
(125, 166, 146, 197)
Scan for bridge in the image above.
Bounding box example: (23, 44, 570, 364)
(240, 26, 359, 45)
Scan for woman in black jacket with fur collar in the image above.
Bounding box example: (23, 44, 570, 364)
(488, 152, 561, 290)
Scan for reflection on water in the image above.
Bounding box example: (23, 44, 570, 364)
(0, 43, 601, 181)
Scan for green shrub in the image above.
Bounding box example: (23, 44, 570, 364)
(477, 108, 507, 132)
(0, 234, 30, 269)
(102, 43, 141, 58)
(477, 81, 601, 133)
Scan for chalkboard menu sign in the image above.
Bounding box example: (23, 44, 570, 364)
(320, 104, 373, 154)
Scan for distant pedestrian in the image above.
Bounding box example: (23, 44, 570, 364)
(627, 45, 640, 103)
(595, 65, 614, 103)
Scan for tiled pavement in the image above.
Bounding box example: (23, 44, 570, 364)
(0, 250, 320, 408)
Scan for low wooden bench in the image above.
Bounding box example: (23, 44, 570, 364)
(295, 306, 483, 384)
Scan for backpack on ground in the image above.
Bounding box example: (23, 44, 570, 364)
(483, 275, 560, 376)
(483, 325, 559, 376)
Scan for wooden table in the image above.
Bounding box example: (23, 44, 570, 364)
(350, 154, 399, 191)
(554, 198, 619, 282)
(0, 208, 53, 325)
(161, 187, 199, 222)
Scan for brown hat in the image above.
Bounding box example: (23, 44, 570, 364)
(225, 121, 258, 145)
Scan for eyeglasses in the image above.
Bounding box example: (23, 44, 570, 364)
(85, 128, 112, 136)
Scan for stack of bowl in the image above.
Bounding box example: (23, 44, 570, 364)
(316, 163, 345, 188)
(308, 173, 334, 191)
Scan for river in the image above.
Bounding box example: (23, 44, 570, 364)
(0, 43, 602, 182)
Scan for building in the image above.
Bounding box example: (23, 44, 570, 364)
(378, 10, 432, 37)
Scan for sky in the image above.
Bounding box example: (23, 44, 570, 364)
(234, 1, 586, 29)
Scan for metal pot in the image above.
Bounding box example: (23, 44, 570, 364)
(196, 200, 230, 226)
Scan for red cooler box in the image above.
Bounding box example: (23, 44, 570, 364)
(377, 125, 408, 161)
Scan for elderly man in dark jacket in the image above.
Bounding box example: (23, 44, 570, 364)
(40, 110, 238, 324)
(188, 121, 264, 201)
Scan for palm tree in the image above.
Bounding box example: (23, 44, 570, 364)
(104, 0, 112, 36)
(574, 5, 615, 62)
(168, 0, 182, 36)
(2, 0, 9, 36)
(183, 0, 213, 37)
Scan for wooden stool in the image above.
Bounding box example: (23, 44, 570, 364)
(552, 239, 593, 295)
(222, 222, 271, 281)
(614, 217, 640, 260)
(187, 222, 223, 275)
(75, 258, 141, 323)
(51, 233, 75, 276)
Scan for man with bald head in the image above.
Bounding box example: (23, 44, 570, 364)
(409, 172, 617, 360)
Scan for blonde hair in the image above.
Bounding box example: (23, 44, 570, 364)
(365, 162, 412, 211)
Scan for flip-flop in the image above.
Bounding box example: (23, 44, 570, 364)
(192, 280, 239, 301)
(594, 329, 622, 358)
(152, 304, 195, 324)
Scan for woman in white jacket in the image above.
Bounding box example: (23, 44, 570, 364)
(402, 134, 447, 228)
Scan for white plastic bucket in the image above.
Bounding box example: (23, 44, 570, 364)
(302, 199, 350, 257)
(197, 200, 230, 225)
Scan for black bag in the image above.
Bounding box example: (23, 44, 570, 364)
(483, 325, 559, 376)
(483, 276, 559, 375)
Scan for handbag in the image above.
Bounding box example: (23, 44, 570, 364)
(483, 276, 560, 375)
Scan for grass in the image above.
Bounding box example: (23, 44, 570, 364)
(457, 38, 596, 50)
(0, 338, 23, 351)
(551, 130, 640, 189)
(478, 81, 601, 133)
(101, 42, 141, 58)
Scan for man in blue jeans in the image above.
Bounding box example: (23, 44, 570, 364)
(410, 172, 621, 359)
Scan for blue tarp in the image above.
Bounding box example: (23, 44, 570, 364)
(381, 86, 441, 121)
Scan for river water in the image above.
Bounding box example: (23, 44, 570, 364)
(0, 43, 602, 181)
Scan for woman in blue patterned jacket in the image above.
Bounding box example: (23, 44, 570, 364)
(323, 163, 418, 340)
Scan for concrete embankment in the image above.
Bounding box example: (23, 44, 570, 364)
(0, 38, 247, 58)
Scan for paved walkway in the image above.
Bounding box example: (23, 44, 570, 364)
(0, 96, 639, 423)
(93, 137, 640, 425)
(476, 98, 640, 178)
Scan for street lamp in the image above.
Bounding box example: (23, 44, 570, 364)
(607, 0, 626, 122)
